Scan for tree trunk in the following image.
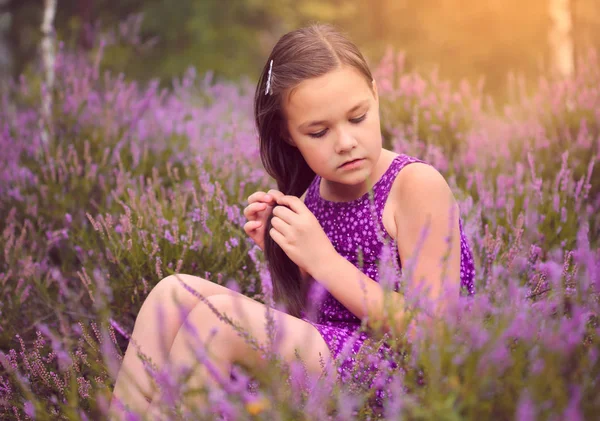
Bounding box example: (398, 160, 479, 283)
(40, 0, 57, 144)
(548, 0, 575, 77)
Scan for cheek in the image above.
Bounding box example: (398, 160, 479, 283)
(355, 121, 377, 140)
(366, 119, 382, 139)
(299, 144, 327, 164)
(367, 115, 380, 130)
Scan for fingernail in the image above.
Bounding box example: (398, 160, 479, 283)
(264, 194, 272, 201)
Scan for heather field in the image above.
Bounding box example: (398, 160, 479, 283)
(1, 43, 599, 420)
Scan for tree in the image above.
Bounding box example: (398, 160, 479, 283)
(548, 0, 575, 77)
(40, 0, 56, 144)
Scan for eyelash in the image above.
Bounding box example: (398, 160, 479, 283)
(308, 113, 368, 139)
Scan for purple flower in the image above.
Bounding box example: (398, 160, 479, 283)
(23, 400, 35, 418)
(164, 229, 176, 244)
(515, 390, 536, 421)
(562, 385, 583, 421)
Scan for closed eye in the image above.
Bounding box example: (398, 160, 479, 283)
(308, 113, 368, 139)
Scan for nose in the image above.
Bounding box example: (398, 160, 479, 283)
(334, 128, 358, 154)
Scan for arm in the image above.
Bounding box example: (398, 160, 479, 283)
(310, 164, 462, 332)
(394, 164, 462, 312)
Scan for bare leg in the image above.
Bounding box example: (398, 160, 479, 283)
(108, 274, 256, 420)
(145, 298, 236, 420)
(145, 293, 335, 420)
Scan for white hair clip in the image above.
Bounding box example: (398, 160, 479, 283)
(265, 59, 273, 95)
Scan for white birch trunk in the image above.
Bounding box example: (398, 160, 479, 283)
(548, 0, 575, 78)
(40, 0, 57, 144)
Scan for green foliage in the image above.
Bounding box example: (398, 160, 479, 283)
(7, 0, 600, 98)
(2, 17, 600, 420)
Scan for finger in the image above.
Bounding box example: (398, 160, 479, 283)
(243, 202, 268, 219)
(271, 205, 297, 224)
(275, 195, 304, 214)
(267, 189, 285, 200)
(244, 219, 262, 229)
(270, 216, 292, 237)
(247, 191, 267, 204)
(269, 227, 285, 246)
(259, 190, 281, 204)
(248, 191, 280, 206)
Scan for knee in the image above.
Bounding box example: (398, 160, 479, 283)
(151, 273, 197, 296)
(144, 273, 205, 310)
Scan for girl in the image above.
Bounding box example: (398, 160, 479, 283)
(109, 23, 475, 419)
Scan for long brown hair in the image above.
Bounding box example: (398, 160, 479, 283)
(254, 23, 375, 318)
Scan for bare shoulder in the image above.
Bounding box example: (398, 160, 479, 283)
(393, 162, 456, 216)
(397, 162, 450, 192)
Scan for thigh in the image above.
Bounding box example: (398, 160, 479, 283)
(187, 294, 334, 377)
(147, 273, 256, 313)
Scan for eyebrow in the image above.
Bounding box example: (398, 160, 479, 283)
(298, 100, 369, 130)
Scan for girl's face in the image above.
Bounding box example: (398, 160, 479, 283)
(283, 65, 382, 191)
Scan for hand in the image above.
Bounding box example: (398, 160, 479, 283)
(269, 195, 339, 277)
(243, 189, 284, 251)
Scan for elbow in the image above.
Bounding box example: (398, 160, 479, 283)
(365, 297, 407, 336)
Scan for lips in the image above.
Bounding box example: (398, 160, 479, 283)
(339, 158, 363, 167)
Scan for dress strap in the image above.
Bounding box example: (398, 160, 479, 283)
(373, 154, 425, 201)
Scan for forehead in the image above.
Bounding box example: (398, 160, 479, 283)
(284, 66, 371, 123)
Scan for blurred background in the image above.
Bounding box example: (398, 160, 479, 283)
(1, 5, 599, 419)
(1, 0, 599, 102)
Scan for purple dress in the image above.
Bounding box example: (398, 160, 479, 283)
(299, 154, 476, 405)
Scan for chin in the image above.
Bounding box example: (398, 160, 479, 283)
(344, 169, 371, 185)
